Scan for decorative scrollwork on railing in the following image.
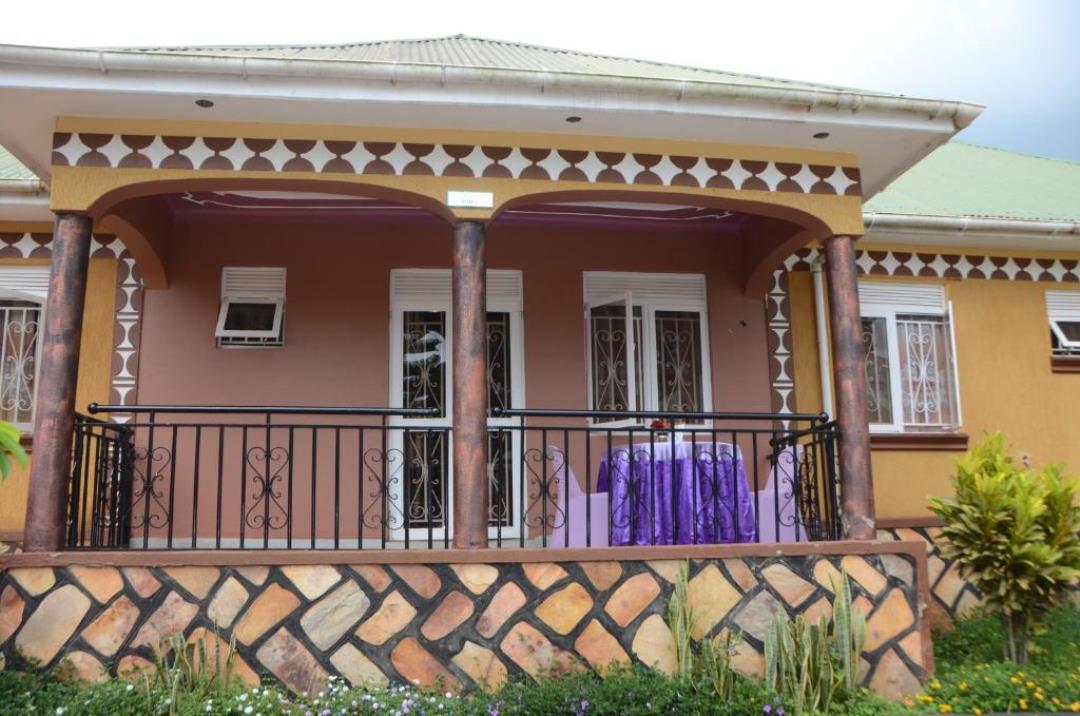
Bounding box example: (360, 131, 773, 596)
(362, 446, 406, 532)
(244, 446, 290, 531)
(523, 446, 566, 531)
(129, 446, 172, 529)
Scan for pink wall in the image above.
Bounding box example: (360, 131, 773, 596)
(139, 216, 771, 413)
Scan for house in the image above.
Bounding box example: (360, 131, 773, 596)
(1, 35, 1071, 696)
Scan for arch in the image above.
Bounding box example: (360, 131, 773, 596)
(490, 188, 838, 298)
(86, 177, 457, 289)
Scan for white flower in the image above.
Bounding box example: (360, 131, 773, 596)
(244, 707, 253, 715)
(125, 684, 135, 692)
(55, 708, 65, 716)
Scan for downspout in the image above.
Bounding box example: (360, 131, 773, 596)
(811, 254, 835, 419)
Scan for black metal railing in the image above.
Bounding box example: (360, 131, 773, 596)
(66, 405, 840, 550)
(490, 409, 841, 547)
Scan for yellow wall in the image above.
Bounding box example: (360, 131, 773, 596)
(791, 264, 1080, 519)
(0, 257, 118, 539)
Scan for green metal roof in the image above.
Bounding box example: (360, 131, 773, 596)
(114, 34, 888, 96)
(0, 145, 37, 182)
(865, 142, 1080, 223)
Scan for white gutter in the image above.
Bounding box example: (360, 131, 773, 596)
(0, 179, 44, 194)
(863, 212, 1080, 239)
(0, 44, 985, 130)
(811, 256, 834, 419)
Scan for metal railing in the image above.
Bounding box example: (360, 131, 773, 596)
(66, 405, 841, 550)
(490, 408, 841, 547)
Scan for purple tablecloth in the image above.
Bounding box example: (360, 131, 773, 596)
(597, 441, 756, 546)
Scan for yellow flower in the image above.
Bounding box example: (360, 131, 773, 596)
(1035, 692, 1045, 701)
(973, 709, 982, 716)
(1011, 676, 1023, 685)
(1019, 698, 1029, 710)
(931, 680, 942, 690)
(938, 705, 953, 714)
(959, 681, 969, 691)
(1026, 680, 1036, 688)
(1071, 701, 1080, 713)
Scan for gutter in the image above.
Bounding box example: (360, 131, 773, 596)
(863, 212, 1080, 239)
(0, 44, 985, 130)
(0, 179, 45, 194)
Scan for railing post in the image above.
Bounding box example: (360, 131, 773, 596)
(823, 234, 876, 539)
(24, 212, 93, 552)
(451, 220, 489, 549)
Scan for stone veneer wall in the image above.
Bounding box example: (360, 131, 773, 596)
(0, 544, 930, 699)
(877, 526, 983, 630)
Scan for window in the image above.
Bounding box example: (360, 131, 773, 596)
(216, 267, 285, 347)
(584, 272, 711, 421)
(389, 269, 525, 539)
(1046, 290, 1080, 356)
(0, 266, 49, 431)
(859, 282, 961, 432)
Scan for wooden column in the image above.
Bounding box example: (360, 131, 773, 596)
(451, 220, 489, 549)
(23, 213, 93, 552)
(824, 234, 876, 540)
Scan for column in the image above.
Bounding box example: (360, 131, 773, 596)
(823, 234, 876, 540)
(451, 220, 489, 549)
(23, 213, 93, 551)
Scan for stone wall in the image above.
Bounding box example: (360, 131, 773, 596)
(0, 543, 931, 699)
(877, 526, 982, 629)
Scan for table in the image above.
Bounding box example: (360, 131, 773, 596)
(597, 440, 757, 546)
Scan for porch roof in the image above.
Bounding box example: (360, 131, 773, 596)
(0, 34, 982, 198)
(118, 34, 885, 96)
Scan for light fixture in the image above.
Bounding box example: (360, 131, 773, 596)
(195, 99, 215, 108)
(813, 131, 830, 139)
(565, 116, 582, 123)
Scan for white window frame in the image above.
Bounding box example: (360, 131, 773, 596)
(583, 272, 713, 427)
(215, 267, 286, 347)
(1045, 290, 1080, 355)
(388, 268, 526, 542)
(859, 282, 962, 433)
(0, 266, 49, 433)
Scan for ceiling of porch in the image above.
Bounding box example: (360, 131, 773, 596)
(161, 190, 749, 230)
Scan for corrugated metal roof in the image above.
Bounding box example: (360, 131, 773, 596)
(0, 145, 38, 183)
(866, 142, 1080, 222)
(113, 34, 888, 95)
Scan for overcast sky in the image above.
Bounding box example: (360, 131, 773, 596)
(4, 0, 1079, 160)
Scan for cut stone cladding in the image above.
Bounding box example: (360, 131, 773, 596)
(0, 542, 930, 699)
(877, 526, 982, 630)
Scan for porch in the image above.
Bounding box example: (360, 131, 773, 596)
(16, 181, 868, 554)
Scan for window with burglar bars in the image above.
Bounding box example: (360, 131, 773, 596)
(0, 300, 42, 430)
(0, 266, 49, 432)
(391, 269, 523, 538)
(584, 272, 711, 421)
(859, 282, 961, 432)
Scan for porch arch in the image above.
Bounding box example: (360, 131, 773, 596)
(489, 188, 838, 297)
(86, 177, 456, 289)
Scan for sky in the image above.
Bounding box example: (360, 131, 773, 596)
(3, 0, 1079, 160)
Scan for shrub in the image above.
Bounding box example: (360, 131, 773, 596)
(928, 432, 1080, 663)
